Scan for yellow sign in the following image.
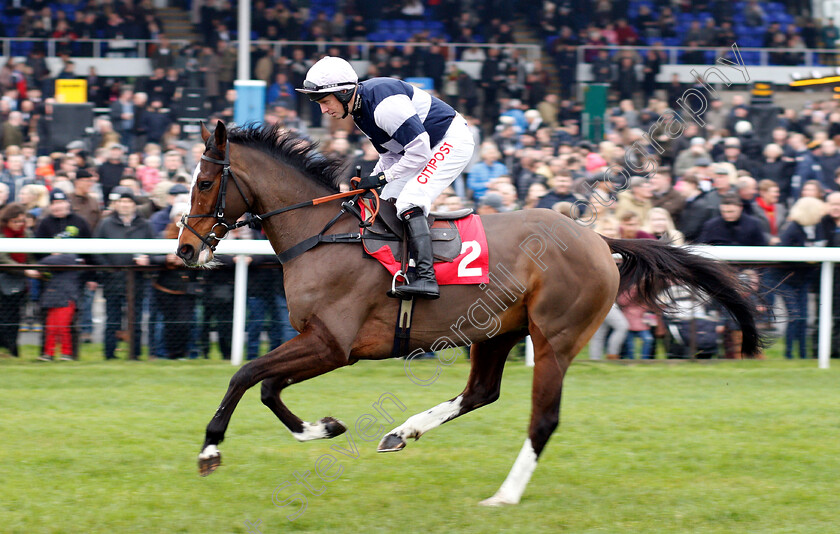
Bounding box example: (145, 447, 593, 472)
(55, 79, 88, 103)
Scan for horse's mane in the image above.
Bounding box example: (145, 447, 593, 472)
(226, 122, 346, 193)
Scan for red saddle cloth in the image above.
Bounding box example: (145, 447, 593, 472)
(363, 213, 490, 285)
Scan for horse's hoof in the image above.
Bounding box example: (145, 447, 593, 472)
(293, 417, 348, 442)
(321, 417, 347, 438)
(198, 445, 221, 476)
(478, 494, 518, 507)
(377, 433, 406, 452)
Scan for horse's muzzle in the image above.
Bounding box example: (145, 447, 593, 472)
(177, 243, 196, 264)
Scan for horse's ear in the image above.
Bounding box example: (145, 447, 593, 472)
(200, 121, 211, 143)
(214, 120, 227, 149)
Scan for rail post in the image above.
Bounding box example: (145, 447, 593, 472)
(819, 261, 833, 369)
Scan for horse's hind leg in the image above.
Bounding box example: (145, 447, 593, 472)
(480, 321, 570, 506)
(378, 331, 523, 452)
(198, 317, 348, 476)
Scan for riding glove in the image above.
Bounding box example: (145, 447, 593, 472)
(356, 171, 388, 190)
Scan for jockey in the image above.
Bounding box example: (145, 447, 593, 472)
(297, 56, 475, 300)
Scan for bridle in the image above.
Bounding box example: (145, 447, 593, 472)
(180, 138, 380, 259)
(180, 140, 257, 252)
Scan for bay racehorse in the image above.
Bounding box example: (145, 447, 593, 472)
(176, 121, 762, 506)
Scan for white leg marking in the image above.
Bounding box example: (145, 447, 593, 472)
(199, 444, 220, 460)
(385, 396, 463, 443)
(479, 438, 538, 506)
(292, 419, 342, 442)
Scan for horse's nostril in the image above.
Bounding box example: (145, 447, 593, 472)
(178, 244, 195, 261)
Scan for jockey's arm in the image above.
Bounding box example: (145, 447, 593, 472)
(371, 96, 433, 183)
(380, 132, 432, 183)
(373, 152, 400, 174)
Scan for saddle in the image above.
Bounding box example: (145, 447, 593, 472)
(361, 199, 473, 263)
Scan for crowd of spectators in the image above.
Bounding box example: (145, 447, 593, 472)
(4, 0, 840, 360)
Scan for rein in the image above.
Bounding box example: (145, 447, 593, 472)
(180, 141, 380, 261)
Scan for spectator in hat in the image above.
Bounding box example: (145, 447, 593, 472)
(716, 137, 755, 176)
(32, 189, 92, 347)
(733, 120, 763, 163)
(93, 186, 155, 360)
(136, 154, 163, 193)
(705, 162, 737, 209)
(68, 168, 101, 345)
(34, 189, 92, 241)
(69, 169, 101, 232)
(115, 176, 156, 220)
(584, 152, 608, 174)
(477, 192, 504, 215)
(698, 193, 767, 246)
(149, 182, 189, 235)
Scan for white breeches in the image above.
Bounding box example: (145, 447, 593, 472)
(380, 113, 475, 216)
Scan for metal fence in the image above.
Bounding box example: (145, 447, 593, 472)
(0, 238, 836, 368)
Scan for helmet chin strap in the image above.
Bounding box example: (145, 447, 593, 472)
(338, 86, 357, 119)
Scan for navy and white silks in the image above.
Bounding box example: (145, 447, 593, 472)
(351, 78, 475, 216)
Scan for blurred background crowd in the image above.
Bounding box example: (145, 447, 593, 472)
(2, 0, 840, 362)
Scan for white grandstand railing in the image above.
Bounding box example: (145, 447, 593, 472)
(0, 37, 191, 58)
(576, 44, 840, 67)
(246, 39, 544, 62)
(0, 239, 834, 369)
(0, 37, 542, 61)
(5, 38, 838, 70)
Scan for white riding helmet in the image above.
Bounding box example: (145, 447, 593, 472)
(296, 56, 359, 117)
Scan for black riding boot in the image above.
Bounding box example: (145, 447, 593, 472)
(395, 207, 440, 300)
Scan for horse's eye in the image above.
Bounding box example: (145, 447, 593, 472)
(198, 181, 213, 191)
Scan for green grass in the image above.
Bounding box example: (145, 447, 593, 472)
(1, 356, 838, 533)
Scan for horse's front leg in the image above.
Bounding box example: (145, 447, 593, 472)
(198, 317, 349, 476)
(260, 373, 348, 442)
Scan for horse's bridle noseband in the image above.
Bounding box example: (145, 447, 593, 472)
(180, 140, 257, 252)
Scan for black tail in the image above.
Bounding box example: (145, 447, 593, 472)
(604, 237, 766, 356)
